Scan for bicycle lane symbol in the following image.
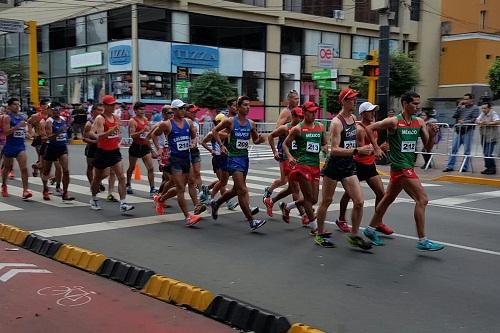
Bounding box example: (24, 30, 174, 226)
(37, 285, 97, 307)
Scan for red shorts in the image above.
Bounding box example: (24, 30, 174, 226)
(289, 164, 321, 182)
(281, 160, 290, 175)
(390, 168, 419, 184)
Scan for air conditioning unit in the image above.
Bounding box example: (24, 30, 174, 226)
(333, 10, 345, 20)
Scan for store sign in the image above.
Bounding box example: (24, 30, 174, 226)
(316, 80, 337, 90)
(172, 45, 219, 69)
(0, 19, 25, 33)
(70, 51, 103, 69)
(312, 69, 337, 80)
(0, 71, 7, 93)
(109, 45, 131, 65)
(318, 44, 335, 68)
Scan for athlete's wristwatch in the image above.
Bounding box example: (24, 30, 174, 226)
(353, 148, 358, 156)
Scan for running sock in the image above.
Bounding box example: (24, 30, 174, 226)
(309, 219, 318, 230)
(120, 200, 125, 205)
(286, 202, 296, 210)
(367, 226, 376, 232)
(92, 196, 97, 201)
(419, 237, 427, 242)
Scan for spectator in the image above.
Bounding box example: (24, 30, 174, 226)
(71, 103, 87, 139)
(443, 93, 479, 172)
(420, 101, 438, 169)
(114, 102, 133, 145)
(151, 109, 162, 123)
(200, 108, 213, 138)
(476, 102, 499, 175)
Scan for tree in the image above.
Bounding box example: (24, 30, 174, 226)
(488, 59, 500, 99)
(349, 51, 420, 99)
(188, 71, 237, 109)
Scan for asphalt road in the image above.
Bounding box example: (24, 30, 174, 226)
(1, 145, 499, 333)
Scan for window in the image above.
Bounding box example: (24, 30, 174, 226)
(226, 0, 265, 6)
(410, 0, 421, 21)
(49, 20, 76, 50)
(242, 71, 264, 102)
(51, 77, 68, 103)
(87, 12, 107, 44)
(76, 17, 86, 46)
(284, 0, 342, 17)
(86, 74, 107, 102)
(369, 38, 379, 52)
(303, 30, 321, 55)
(86, 44, 108, 73)
(37, 26, 49, 53)
(5, 33, 19, 58)
(67, 48, 87, 75)
(108, 7, 131, 40)
(190, 14, 266, 51)
(38, 52, 50, 79)
(352, 36, 369, 60)
(480, 10, 486, 30)
(50, 50, 67, 77)
(68, 76, 85, 104)
(138, 6, 171, 41)
(321, 32, 340, 57)
(0, 35, 5, 59)
(20, 32, 29, 56)
(281, 26, 302, 55)
(355, 0, 378, 24)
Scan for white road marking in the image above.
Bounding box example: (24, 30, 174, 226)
(0, 201, 23, 212)
(430, 190, 500, 205)
(8, 183, 88, 208)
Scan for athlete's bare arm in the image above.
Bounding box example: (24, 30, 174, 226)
(418, 117, 434, 152)
(128, 118, 139, 140)
(366, 117, 397, 157)
(212, 118, 233, 154)
(250, 120, 265, 144)
(187, 118, 198, 148)
(283, 126, 300, 165)
(92, 115, 116, 139)
(320, 124, 328, 153)
(276, 108, 292, 127)
(268, 125, 288, 160)
(83, 121, 96, 143)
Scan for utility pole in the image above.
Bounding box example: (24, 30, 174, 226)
(131, 4, 140, 103)
(27, 21, 39, 106)
(377, 10, 390, 122)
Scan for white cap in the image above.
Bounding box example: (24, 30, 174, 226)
(171, 99, 186, 109)
(359, 102, 378, 114)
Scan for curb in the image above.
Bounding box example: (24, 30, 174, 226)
(0, 224, 326, 333)
(432, 175, 500, 187)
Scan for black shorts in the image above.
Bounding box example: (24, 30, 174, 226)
(355, 162, 378, 182)
(190, 148, 201, 164)
(93, 148, 122, 170)
(168, 155, 191, 174)
(212, 155, 228, 173)
(31, 136, 42, 147)
(129, 142, 151, 158)
(322, 156, 356, 181)
(44, 144, 68, 162)
(85, 143, 97, 158)
(40, 142, 48, 157)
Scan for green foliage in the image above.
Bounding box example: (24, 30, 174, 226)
(389, 51, 420, 97)
(488, 59, 500, 98)
(349, 51, 420, 99)
(188, 71, 237, 109)
(326, 89, 342, 115)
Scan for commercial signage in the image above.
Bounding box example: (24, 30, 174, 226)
(172, 45, 219, 69)
(109, 45, 131, 65)
(70, 51, 103, 69)
(0, 19, 25, 33)
(0, 71, 8, 94)
(318, 44, 335, 69)
(316, 80, 337, 90)
(312, 69, 337, 80)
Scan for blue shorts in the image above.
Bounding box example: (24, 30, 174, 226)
(212, 155, 228, 173)
(227, 156, 249, 176)
(2, 144, 25, 158)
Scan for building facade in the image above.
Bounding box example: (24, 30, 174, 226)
(439, 0, 500, 100)
(0, 0, 441, 121)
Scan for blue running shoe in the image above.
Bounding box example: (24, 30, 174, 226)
(210, 199, 219, 220)
(416, 239, 444, 251)
(249, 219, 266, 231)
(126, 185, 134, 194)
(363, 228, 384, 246)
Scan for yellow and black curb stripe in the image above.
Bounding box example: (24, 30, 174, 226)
(432, 175, 500, 187)
(0, 224, 325, 333)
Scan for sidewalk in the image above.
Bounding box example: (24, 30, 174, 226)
(376, 153, 500, 186)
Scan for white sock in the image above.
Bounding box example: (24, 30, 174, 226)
(120, 200, 125, 205)
(309, 220, 318, 229)
(286, 201, 296, 210)
(419, 237, 427, 242)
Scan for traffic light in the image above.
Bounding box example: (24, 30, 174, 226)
(38, 78, 47, 86)
(362, 64, 379, 77)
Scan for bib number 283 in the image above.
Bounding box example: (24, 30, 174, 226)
(306, 142, 320, 153)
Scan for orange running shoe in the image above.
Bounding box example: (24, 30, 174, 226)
(264, 197, 273, 217)
(22, 190, 33, 200)
(185, 213, 201, 227)
(153, 195, 164, 215)
(42, 190, 50, 201)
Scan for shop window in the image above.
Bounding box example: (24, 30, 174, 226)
(389, 39, 400, 53)
(228, 77, 242, 96)
(38, 52, 50, 79)
(322, 32, 340, 57)
(87, 74, 107, 102)
(108, 7, 131, 41)
(226, 0, 265, 6)
(0, 35, 5, 59)
(281, 27, 302, 55)
(352, 36, 369, 60)
(20, 55, 29, 80)
(190, 13, 266, 51)
(280, 80, 300, 105)
(50, 50, 67, 77)
(49, 20, 76, 50)
(110, 72, 133, 100)
(284, 0, 342, 17)
(304, 30, 321, 55)
(140, 72, 172, 101)
(76, 17, 86, 46)
(39, 26, 49, 52)
(369, 38, 379, 52)
(5, 33, 19, 58)
(51, 77, 68, 103)
(138, 6, 171, 41)
(242, 71, 264, 103)
(20, 32, 29, 56)
(68, 76, 85, 104)
(87, 12, 107, 44)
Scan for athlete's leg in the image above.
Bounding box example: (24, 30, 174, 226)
(110, 161, 127, 201)
(141, 153, 155, 189)
(58, 153, 70, 193)
(15, 151, 29, 191)
(108, 168, 116, 195)
(86, 157, 95, 184)
(366, 175, 385, 208)
(338, 192, 350, 222)
(126, 155, 138, 187)
(268, 162, 287, 193)
(232, 172, 253, 221)
(1, 157, 13, 185)
(368, 180, 403, 228)
(296, 177, 316, 222)
(341, 176, 364, 235)
(316, 176, 337, 234)
(172, 172, 189, 217)
(400, 177, 428, 238)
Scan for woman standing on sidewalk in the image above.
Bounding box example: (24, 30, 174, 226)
(476, 102, 499, 175)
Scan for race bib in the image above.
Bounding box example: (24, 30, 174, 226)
(291, 140, 298, 150)
(344, 140, 356, 149)
(236, 139, 249, 150)
(13, 129, 25, 138)
(56, 133, 67, 142)
(108, 129, 119, 139)
(401, 141, 416, 153)
(176, 140, 190, 151)
(306, 141, 320, 153)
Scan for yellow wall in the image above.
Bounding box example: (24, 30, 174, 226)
(440, 39, 500, 85)
(442, 0, 500, 34)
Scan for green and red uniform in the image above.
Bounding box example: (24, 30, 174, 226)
(289, 121, 323, 182)
(388, 114, 421, 183)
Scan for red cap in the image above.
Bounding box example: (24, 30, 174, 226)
(188, 104, 200, 113)
(102, 95, 117, 105)
(338, 87, 358, 103)
(291, 106, 304, 117)
(303, 101, 320, 113)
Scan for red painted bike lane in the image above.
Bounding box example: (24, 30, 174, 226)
(0, 240, 235, 333)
